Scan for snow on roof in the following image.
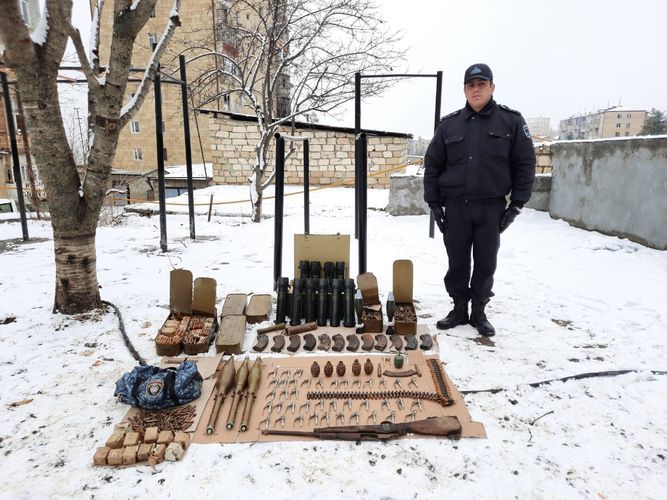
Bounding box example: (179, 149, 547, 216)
(163, 163, 212, 179)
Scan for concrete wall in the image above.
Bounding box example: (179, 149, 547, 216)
(550, 136, 667, 250)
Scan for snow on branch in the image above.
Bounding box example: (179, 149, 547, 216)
(88, 0, 104, 73)
(119, 0, 181, 127)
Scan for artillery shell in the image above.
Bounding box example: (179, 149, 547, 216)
(352, 359, 361, 376)
(336, 361, 346, 377)
(324, 361, 334, 377)
(364, 358, 374, 376)
(311, 361, 320, 378)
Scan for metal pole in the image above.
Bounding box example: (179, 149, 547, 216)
(303, 139, 310, 234)
(357, 133, 367, 275)
(126, 185, 131, 205)
(354, 72, 361, 240)
(154, 63, 168, 252)
(273, 134, 285, 289)
(1, 72, 28, 240)
(429, 70, 444, 239)
(179, 55, 196, 239)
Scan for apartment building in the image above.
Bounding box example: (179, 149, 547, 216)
(559, 106, 646, 140)
(525, 117, 551, 138)
(96, 0, 289, 175)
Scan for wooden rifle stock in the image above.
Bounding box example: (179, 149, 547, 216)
(261, 416, 462, 441)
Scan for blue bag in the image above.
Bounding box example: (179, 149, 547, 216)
(114, 361, 203, 410)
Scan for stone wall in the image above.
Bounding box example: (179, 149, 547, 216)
(550, 136, 667, 250)
(206, 112, 410, 188)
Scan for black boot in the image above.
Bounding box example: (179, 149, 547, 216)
(436, 298, 469, 330)
(470, 300, 495, 336)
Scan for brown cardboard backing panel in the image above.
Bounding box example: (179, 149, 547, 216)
(294, 234, 350, 279)
(192, 278, 217, 316)
(170, 269, 193, 315)
(216, 315, 247, 354)
(192, 350, 485, 444)
(246, 294, 272, 324)
(121, 354, 223, 434)
(393, 260, 413, 303)
(221, 293, 247, 317)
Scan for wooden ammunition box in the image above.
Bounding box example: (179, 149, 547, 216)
(357, 272, 383, 333)
(245, 294, 272, 324)
(393, 260, 417, 335)
(221, 293, 247, 317)
(216, 314, 247, 354)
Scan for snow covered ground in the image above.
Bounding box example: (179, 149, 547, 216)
(1, 185, 666, 499)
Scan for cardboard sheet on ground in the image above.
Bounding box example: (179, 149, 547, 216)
(192, 350, 485, 443)
(121, 353, 223, 433)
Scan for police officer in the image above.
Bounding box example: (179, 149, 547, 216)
(423, 63, 535, 336)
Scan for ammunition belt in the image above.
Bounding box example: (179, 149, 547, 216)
(306, 390, 453, 407)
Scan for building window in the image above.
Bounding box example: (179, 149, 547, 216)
(131, 120, 140, 133)
(616, 123, 621, 128)
(617, 113, 622, 119)
(615, 132, 620, 137)
(223, 94, 231, 110)
(626, 123, 631, 129)
(150, 7, 156, 18)
(20, 0, 30, 24)
(134, 148, 143, 160)
(625, 132, 630, 136)
(627, 113, 632, 119)
(148, 33, 157, 46)
(162, 148, 168, 161)
(162, 121, 166, 133)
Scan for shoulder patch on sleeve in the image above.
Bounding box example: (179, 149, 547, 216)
(498, 104, 521, 115)
(440, 109, 460, 121)
(522, 124, 531, 138)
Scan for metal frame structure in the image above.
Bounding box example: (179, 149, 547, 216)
(354, 71, 443, 274)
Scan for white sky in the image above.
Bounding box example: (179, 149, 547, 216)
(349, 0, 667, 137)
(68, 0, 667, 138)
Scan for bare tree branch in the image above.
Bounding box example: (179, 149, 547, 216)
(67, 24, 99, 88)
(118, 0, 182, 128)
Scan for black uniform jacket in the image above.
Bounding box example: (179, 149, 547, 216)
(423, 99, 535, 205)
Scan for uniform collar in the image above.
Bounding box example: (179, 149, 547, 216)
(463, 98, 496, 119)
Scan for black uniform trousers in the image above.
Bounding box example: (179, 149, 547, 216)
(443, 198, 506, 302)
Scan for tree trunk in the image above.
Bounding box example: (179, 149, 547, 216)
(252, 170, 263, 222)
(54, 230, 101, 313)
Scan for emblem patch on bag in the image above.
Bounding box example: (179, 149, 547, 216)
(146, 380, 164, 397)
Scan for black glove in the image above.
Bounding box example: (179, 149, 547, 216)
(429, 203, 447, 234)
(499, 202, 523, 233)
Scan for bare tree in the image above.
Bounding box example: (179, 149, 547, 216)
(182, 0, 405, 222)
(0, 0, 181, 314)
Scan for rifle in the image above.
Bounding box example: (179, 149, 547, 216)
(261, 416, 461, 441)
